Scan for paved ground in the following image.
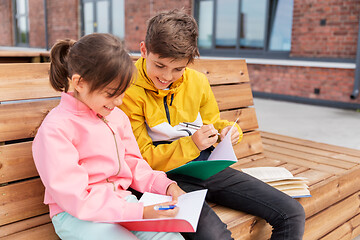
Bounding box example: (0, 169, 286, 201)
(253, 97, 360, 240)
(254, 98, 360, 150)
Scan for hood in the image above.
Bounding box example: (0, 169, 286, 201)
(134, 57, 185, 98)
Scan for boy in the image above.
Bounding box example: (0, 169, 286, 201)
(120, 9, 305, 240)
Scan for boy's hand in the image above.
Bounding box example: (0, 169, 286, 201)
(143, 201, 179, 219)
(220, 126, 240, 145)
(166, 183, 185, 202)
(191, 124, 218, 151)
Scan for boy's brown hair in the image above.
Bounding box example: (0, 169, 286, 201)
(145, 9, 200, 63)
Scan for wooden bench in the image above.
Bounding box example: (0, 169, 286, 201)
(1, 60, 360, 239)
(0, 50, 49, 63)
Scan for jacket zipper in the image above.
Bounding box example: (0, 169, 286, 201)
(97, 114, 121, 191)
(163, 96, 171, 124)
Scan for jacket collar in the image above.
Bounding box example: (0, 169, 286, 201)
(59, 92, 97, 117)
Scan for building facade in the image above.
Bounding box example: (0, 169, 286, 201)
(0, 0, 359, 107)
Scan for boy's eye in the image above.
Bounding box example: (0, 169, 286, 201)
(155, 64, 165, 69)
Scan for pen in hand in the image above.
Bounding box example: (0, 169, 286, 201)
(179, 122, 220, 136)
(154, 205, 177, 210)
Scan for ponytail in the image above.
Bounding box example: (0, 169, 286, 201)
(49, 39, 76, 92)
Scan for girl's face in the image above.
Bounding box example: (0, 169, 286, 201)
(73, 75, 125, 117)
(140, 42, 188, 90)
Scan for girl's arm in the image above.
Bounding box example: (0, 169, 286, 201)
(32, 122, 144, 222)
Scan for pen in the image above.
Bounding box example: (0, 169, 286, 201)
(179, 122, 220, 136)
(154, 205, 177, 210)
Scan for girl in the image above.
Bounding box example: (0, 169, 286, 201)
(32, 33, 185, 240)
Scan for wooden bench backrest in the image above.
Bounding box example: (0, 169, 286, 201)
(0, 60, 262, 235)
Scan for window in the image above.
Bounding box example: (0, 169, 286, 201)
(194, 0, 294, 57)
(81, 0, 125, 39)
(13, 0, 29, 46)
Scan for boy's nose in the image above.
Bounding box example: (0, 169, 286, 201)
(162, 71, 173, 81)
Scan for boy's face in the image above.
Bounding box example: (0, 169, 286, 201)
(140, 42, 188, 90)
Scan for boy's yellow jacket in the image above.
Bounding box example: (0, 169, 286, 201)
(120, 57, 243, 172)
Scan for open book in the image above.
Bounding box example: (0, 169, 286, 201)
(167, 121, 238, 180)
(241, 167, 311, 198)
(116, 189, 207, 232)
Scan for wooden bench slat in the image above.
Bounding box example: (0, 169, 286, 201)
(188, 59, 250, 85)
(213, 83, 253, 111)
(261, 131, 360, 158)
(303, 192, 360, 240)
(263, 150, 346, 175)
(1, 223, 59, 240)
(0, 178, 48, 226)
(0, 142, 38, 184)
(320, 213, 360, 240)
(0, 214, 52, 238)
(0, 99, 59, 142)
(234, 131, 263, 159)
(262, 137, 360, 164)
(263, 144, 356, 169)
(0, 63, 59, 102)
(220, 107, 259, 132)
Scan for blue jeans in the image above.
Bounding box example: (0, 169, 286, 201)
(167, 167, 305, 240)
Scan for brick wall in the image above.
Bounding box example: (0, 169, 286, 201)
(125, 0, 192, 51)
(0, 0, 13, 46)
(249, 64, 359, 104)
(291, 0, 360, 59)
(28, 0, 45, 48)
(46, 0, 79, 48)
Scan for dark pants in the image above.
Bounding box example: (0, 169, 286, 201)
(167, 167, 305, 240)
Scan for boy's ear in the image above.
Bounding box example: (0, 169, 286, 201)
(140, 41, 148, 58)
(71, 74, 85, 92)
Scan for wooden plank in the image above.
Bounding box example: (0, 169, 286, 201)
(234, 131, 263, 159)
(0, 99, 59, 142)
(0, 214, 51, 237)
(212, 83, 254, 111)
(295, 169, 333, 186)
(262, 137, 360, 164)
(303, 192, 360, 240)
(297, 167, 360, 218)
(261, 131, 360, 158)
(0, 142, 38, 184)
(0, 178, 48, 226)
(1, 223, 59, 240)
(0, 63, 59, 102)
(320, 213, 360, 240)
(220, 107, 259, 132)
(262, 148, 346, 175)
(263, 144, 356, 170)
(188, 59, 249, 85)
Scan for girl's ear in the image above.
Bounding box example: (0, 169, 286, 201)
(71, 74, 85, 92)
(140, 41, 147, 58)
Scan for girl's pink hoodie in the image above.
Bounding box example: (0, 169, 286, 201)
(32, 92, 175, 222)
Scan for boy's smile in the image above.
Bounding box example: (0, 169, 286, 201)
(140, 42, 188, 90)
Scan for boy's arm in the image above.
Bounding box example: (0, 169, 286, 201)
(120, 94, 201, 172)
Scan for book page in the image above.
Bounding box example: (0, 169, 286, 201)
(241, 167, 301, 181)
(208, 120, 238, 161)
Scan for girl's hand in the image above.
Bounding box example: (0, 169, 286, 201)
(220, 126, 240, 145)
(166, 183, 185, 202)
(143, 201, 179, 219)
(191, 124, 218, 151)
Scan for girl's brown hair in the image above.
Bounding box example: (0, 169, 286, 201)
(145, 9, 200, 63)
(49, 33, 134, 97)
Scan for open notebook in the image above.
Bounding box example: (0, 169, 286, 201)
(241, 167, 311, 198)
(167, 121, 238, 180)
(115, 189, 207, 232)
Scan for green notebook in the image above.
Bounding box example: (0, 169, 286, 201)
(167, 160, 237, 180)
